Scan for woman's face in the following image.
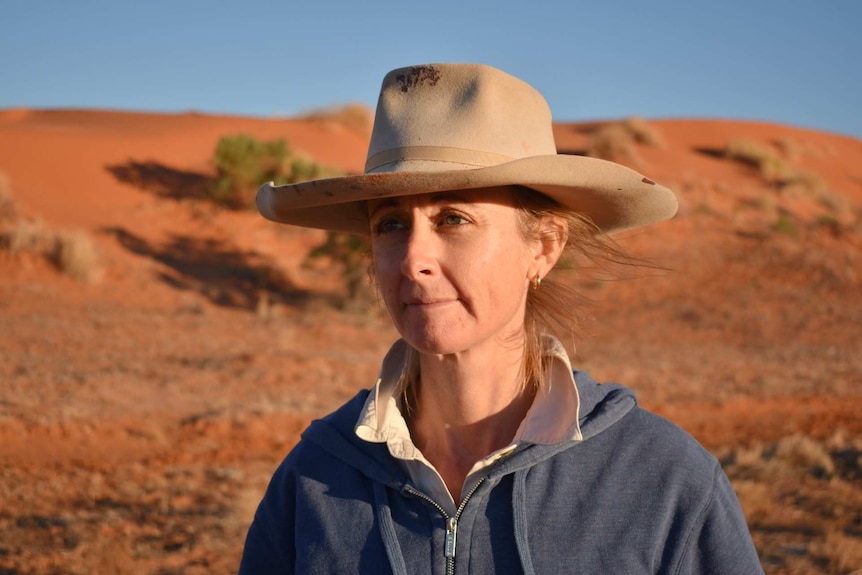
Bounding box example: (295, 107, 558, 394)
(368, 187, 540, 356)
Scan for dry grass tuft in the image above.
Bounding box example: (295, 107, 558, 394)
(773, 434, 836, 478)
(780, 170, 826, 197)
(586, 116, 664, 168)
(720, 432, 862, 573)
(724, 139, 791, 184)
(300, 103, 375, 136)
(621, 116, 665, 147)
(822, 529, 862, 574)
(587, 124, 643, 167)
(775, 137, 803, 162)
(732, 479, 775, 525)
(4, 219, 56, 253)
(55, 229, 104, 283)
(0, 178, 103, 282)
(722, 140, 831, 200)
(3, 220, 104, 283)
(0, 172, 20, 224)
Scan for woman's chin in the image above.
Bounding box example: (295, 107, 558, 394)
(398, 327, 469, 357)
(402, 336, 462, 357)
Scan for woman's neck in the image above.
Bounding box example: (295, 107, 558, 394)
(406, 339, 536, 501)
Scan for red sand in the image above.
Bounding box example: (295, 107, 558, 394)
(1, 109, 860, 574)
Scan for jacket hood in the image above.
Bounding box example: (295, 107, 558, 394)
(301, 370, 637, 485)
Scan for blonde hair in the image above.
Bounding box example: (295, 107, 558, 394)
(514, 186, 634, 393)
(391, 185, 636, 408)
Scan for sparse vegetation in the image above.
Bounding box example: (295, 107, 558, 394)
(3, 107, 861, 575)
(55, 229, 104, 282)
(814, 214, 842, 236)
(780, 170, 826, 196)
(305, 232, 374, 311)
(0, 177, 103, 282)
(4, 218, 55, 253)
(586, 116, 664, 167)
(621, 116, 665, 147)
(210, 135, 288, 209)
(300, 103, 375, 136)
(720, 433, 862, 574)
(722, 139, 829, 198)
(209, 134, 341, 209)
(723, 139, 790, 184)
(772, 213, 799, 237)
(0, 172, 18, 223)
(587, 124, 642, 166)
(775, 137, 802, 162)
(3, 219, 104, 283)
(822, 529, 862, 574)
(207, 134, 366, 307)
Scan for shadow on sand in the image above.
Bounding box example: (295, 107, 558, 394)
(106, 160, 214, 201)
(104, 227, 310, 311)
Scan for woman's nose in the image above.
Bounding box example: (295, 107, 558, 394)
(400, 226, 437, 279)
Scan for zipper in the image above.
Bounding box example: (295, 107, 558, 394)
(404, 477, 487, 575)
(445, 516, 458, 559)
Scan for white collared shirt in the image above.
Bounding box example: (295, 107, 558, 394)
(355, 336, 583, 515)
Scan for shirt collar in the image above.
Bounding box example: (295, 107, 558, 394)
(355, 335, 583, 449)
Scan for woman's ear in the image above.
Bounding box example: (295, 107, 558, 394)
(530, 215, 568, 278)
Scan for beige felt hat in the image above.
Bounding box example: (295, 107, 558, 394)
(257, 63, 677, 234)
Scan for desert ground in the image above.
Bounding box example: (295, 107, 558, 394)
(0, 107, 860, 574)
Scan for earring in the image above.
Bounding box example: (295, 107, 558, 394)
(531, 274, 542, 290)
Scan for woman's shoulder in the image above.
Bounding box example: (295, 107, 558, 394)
(627, 404, 707, 447)
(575, 372, 711, 451)
(602, 399, 723, 488)
(572, 371, 719, 480)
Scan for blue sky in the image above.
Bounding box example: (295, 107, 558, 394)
(2, 0, 860, 138)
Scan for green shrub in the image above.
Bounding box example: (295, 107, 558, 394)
(211, 135, 291, 209)
(289, 157, 324, 183)
(306, 232, 373, 310)
(209, 134, 343, 210)
(772, 213, 798, 237)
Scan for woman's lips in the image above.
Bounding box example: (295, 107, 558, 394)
(404, 298, 457, 309)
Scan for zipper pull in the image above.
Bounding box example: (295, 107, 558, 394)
(444, 516, 458, 558)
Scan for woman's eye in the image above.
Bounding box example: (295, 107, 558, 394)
(372, 217, 405, 235)
(441, 213, 469, 226)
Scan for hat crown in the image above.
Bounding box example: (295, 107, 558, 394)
(365, 63, 558, 173)
(257, 62, 677, 235)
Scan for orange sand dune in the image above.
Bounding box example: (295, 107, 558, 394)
(1, 109, 860, 574)
(0, 108, 368, 230)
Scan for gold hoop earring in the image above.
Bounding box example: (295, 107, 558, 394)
(531, 275, 542, 290)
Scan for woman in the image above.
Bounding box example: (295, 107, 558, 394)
(239, 63, 763, 574)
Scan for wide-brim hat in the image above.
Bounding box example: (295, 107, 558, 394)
(257, 63, 678, 235)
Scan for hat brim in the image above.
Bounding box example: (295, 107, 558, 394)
(257, 154, 678, 235)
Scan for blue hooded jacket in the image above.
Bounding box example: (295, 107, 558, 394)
(239, 371, 763, 574)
